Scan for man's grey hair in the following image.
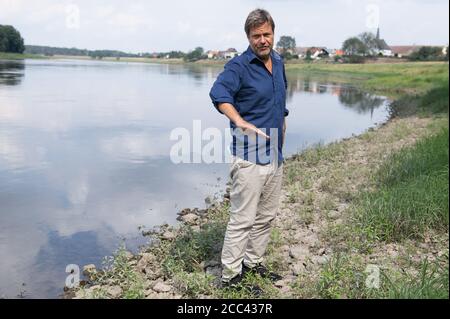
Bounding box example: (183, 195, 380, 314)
(244, 9, 275, 37)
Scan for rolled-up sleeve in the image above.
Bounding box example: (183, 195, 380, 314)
(209, 61, 242, 114)
(282, 63, 290, 117)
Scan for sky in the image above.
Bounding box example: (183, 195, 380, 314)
(0, 0, 448, 53)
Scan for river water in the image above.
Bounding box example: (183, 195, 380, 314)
(0, 59, 389, 298)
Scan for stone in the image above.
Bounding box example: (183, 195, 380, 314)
(289, 245, 310, 261)
(178, 208, 191, 216)
(204, 196, 214, 206)
(315, 255, 330, 265)
(75, 285, 101, 299)
(301, 234, 319, 248)
(123, 251, 134, 260)
(145, 289, 155, 297)
(273, 279, 290, 288)
(82, 264, 96, 276)
(291, 262, 306, 276)
(162, 231, 176, 240)
(280, 245, 290, 252)
(73, 290, 86, 299)
(152, 282, 172, 293)
(180, 213, 198, 225)
(144, 267, 162, 280)
(196, 209, 208, 217)
(106, 286, 122, 299)
(137, 253, 157, 272)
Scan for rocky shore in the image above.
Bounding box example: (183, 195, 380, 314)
(65, 114, 448, 299)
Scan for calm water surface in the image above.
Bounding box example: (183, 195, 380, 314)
(0, 59, 389, 298)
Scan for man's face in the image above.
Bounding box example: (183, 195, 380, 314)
(247, 22, 274, 60)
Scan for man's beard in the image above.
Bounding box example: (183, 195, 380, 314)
(256, 47, 271, 60)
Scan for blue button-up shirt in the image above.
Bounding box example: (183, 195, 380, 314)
(209, 46, 289, 165)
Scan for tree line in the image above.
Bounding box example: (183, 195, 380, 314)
(0, 25, 25, 53)
(25, 45, 140, 59)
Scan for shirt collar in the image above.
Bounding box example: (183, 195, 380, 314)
(244, 46, 282, 65)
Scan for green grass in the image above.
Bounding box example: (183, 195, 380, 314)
(156, 202, 287, 299)
(84, 246, 145, 299)
(353, 125, 449, 242)
(389, 80, 449, 117)
(381, 256, 449, 299)
(162, 220, 226, 275)
(312, 252, 449, 299)
(419, 82, 449, 114)
(316, 253, 365, 299)
(286, 62, 449, 97)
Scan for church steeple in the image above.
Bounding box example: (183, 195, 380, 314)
(376, 27, 380, 40)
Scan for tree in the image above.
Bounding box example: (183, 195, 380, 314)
(167, 51, 186, 59)
(277, 36, 296, 58)
(342, 37, 367, 56)
(0, 25, 25, 53)
(305, 49, 313, 61)
(409, 46, 445, 61)
(184, 47, 205, 62)
(359, 32, 379, 55)
(343, 32, 387, 57)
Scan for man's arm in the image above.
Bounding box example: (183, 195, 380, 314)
(282, 117, 287, 148)
(218, 103, 269, 139)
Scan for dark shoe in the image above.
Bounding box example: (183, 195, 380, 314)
(221, 274, 263, 297)
(221, 274, 244, 289)
(242, 263, 283, 282)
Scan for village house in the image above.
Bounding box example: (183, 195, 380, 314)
(374, 28, 393, 57)
(206, 48, 239, 59)
(222, 48, 239, 59)
(332, 49, 345, 57)
(206, 50, 220, 59)
(389, 46, 421, 58)
(294, 47, 330, 59)
(388, 45, 448, 58)
(294, 47, 308, 58)
(310, 47, 330, 59)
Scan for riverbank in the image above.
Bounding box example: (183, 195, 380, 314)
(66, 115, 448, 299)
(0, 52, 48, 60)
(65, 63, 449, 299)
(285, 61, 449, 98)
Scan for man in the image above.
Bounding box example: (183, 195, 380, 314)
(209, 9, 289, 291)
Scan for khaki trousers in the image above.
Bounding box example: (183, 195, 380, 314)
(221, 156, 283, 281)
